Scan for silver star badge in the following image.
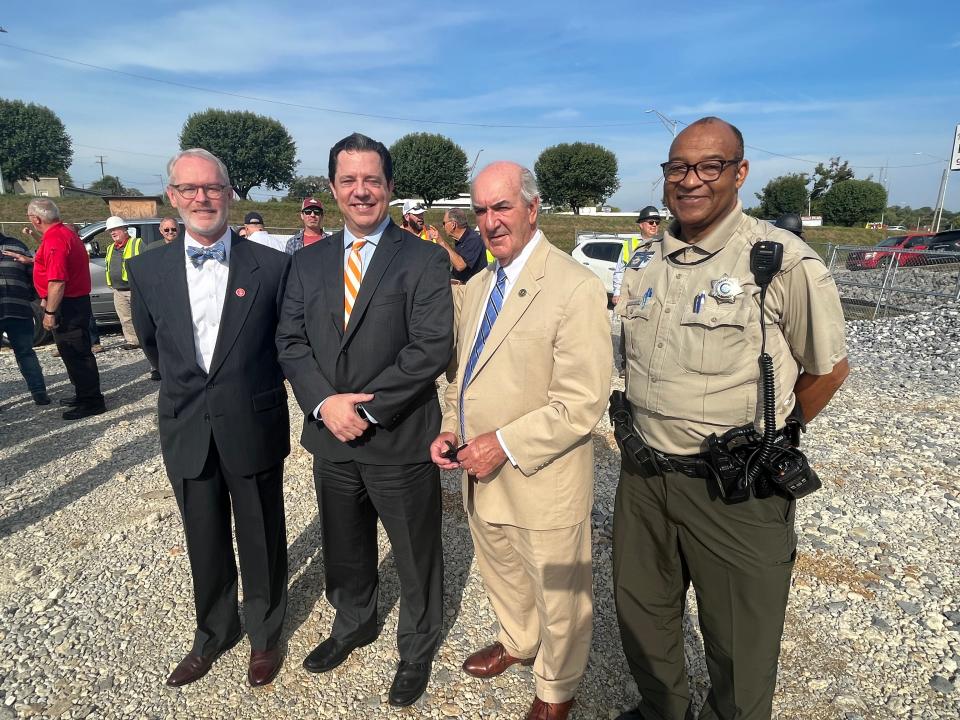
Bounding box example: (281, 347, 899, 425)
(710, 275, 743, 303)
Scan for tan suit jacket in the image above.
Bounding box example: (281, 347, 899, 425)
(442, 235, 612, 530)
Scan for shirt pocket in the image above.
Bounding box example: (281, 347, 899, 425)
(620, 300, 657, 371)
(678, 301, 754, 376)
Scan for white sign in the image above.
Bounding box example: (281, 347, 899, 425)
(952, 123, 960, 172)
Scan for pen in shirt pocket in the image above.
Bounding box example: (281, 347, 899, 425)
(640, 288, 653, 308)
(693, 292, 706, 314)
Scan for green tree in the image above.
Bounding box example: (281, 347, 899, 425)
(0, 98, 73, 185)
(754, 173, 810, 217)
(88, 175, 143, 196)
(285, 174, 330, 200)
(535, 142, 620, 215)
(390, 133, 468, 208)
(809, 156, 854, 209)
(821, 179, 887, 227)
(179, 109, 298, 199)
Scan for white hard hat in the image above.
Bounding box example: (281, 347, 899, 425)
(105, 216, 127, 231)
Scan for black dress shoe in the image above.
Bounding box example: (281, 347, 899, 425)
(150, 370, 161, 381)
(388, 659, 431, 707)
(614, 709, 645, 720)
(303, 633, 377, 673)
(59, 396, 80, 407)
(62, 401, 107, 420)
(33, 393, 51, 406)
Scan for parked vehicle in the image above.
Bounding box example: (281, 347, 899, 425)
(571, 237, 623, 297)
(845, 233, 932, 271)
(924, 229, 960, 261)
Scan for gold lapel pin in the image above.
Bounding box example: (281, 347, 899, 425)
(518, 289, 527, 297)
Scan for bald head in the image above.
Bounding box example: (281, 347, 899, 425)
(471, 161, 540, 267)
(670, 116, 744, 159)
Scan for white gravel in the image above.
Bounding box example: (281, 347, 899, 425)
(0, 311, 958, 719)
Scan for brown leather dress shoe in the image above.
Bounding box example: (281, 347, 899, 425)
(462, 641, 534, 679)
(248, 648, 283, 687)
(525, 696, 575, 720)
(166, 652, 216, 687)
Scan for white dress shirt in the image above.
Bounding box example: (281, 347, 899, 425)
(247, 230, 288, 252)
(313, 216, 393, 421)
(465, 230, 544, 466)
(184, 229, 232, 373)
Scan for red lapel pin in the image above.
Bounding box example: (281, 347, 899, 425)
(235, 288, 246, 297)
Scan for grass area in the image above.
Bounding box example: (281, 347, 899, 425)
(0, 194, 890, 254)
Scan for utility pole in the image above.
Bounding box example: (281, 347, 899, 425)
(645, 109, 679, 137)
(95, 155, 107, 178)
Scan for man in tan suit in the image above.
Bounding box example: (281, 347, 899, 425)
(430, 161, 611, 720)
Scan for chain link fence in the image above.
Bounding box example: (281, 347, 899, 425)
(810, 242, 960, 320)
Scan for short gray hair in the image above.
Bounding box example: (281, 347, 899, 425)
(471, 162, 540, 207)
(446, 207, 468, 228)
(167, 148, 231, 186)
(26, 198, 60, 222)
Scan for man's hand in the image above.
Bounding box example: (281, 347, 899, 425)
(429, 431, 462, 470)
(612, 295, 620, 306)
(320, 392, 375, 443)
(2, 250, 33, 264)
(458, 431, 507, 479)
(42, 312, 57, 331)
(426, 225, 440, 241)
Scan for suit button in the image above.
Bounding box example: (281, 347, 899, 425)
(203, 413, 210, 421)
(208, 382, 215, 388)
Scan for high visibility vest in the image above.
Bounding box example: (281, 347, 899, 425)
(621, 236, 642, 263)
(105, 237, 143, 286)
(485, 249, 495, 264)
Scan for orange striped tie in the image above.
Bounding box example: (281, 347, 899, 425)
(344, 239, 366, 328)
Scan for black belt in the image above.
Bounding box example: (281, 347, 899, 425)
(646, 446, 713, 479)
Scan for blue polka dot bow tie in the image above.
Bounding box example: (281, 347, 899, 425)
(186, 241, 226, 268)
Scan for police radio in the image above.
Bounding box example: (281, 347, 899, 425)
(706, 240, 821, 502)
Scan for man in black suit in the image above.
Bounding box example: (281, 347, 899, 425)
(129, 148, 290, 689)
(276, 133, 452, 707)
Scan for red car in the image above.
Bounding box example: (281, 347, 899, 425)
(846, 233, 934, 270)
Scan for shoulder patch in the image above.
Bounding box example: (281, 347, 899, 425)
(627, 250, 654, 269)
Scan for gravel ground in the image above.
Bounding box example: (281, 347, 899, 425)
(0, 311, 958, 720)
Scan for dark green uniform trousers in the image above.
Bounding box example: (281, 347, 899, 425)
(613, 461, 796, 720)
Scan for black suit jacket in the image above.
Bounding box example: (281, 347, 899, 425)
(129, 233, 291, 479)
(276, 221, 452, 464)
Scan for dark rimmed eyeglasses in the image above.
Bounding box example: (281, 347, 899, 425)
(642, 220, 660, 225)
(169, 183, 228, 199)
(301, 209, 323, 217)
(660, 158, 742, 183)
(160, 226, 179, 233)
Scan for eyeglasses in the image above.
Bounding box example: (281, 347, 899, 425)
(660, 158, 742, 183)
(169, 183, 228, 199)
(642, 220, 660, 226)
(160, 227, 178, 233)
(301, 209, 323, 216)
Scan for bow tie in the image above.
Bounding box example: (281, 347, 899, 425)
(187, 241, 226, 268)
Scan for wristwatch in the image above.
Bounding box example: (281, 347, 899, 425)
(43, 309, 57, 315)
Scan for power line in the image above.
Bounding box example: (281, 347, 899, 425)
(0, 41, 662, 131)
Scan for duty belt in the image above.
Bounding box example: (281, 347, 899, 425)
(632, 439, 713, 480)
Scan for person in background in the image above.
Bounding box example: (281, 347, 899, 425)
(774, 212, 805, 240)
(285, 198, 328, 254)
(243, 212, 287, 252)
(27, 198, 105, 420)
(0, 231, 50, 405)
(400, 200, 439, 242)
(436, 207, 486, 284)
(103, 216, 144, 349)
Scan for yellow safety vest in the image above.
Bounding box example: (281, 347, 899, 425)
(105, 237, 143, 286)
(621, 236, 642, 263)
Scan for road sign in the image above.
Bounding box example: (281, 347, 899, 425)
(951, 123, 960, 172)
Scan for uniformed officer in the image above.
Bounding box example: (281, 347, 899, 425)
(774, 212, 805, 240)
(611, 205, 662, 305)
(612, 117, 849, 720)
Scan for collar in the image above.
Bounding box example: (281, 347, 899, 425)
(344, 215, 391, 249)
(497, 229, 542, 284)
(662, 200, 744, 258)
(184, 227, 232, 263)
(248, 229, 271, 240)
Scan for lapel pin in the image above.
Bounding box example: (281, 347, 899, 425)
(518, 288, 527, 297)
(235, 287, 246, 297)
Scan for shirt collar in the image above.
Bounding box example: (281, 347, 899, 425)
(344, 215, 392, 249)
(184, 227, 232, 263)
(662, 200, 744, 258)
(497, 229, 542, 284)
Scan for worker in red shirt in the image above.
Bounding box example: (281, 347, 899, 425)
(27, 198, 106, 420)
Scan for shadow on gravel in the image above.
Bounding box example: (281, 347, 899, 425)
(0, 407, 157, 540)
(282, 514, 326, 644)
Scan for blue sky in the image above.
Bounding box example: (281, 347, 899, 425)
(1, 0, 958, 213)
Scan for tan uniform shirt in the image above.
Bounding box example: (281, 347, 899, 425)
(616, 202, 847, 456)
